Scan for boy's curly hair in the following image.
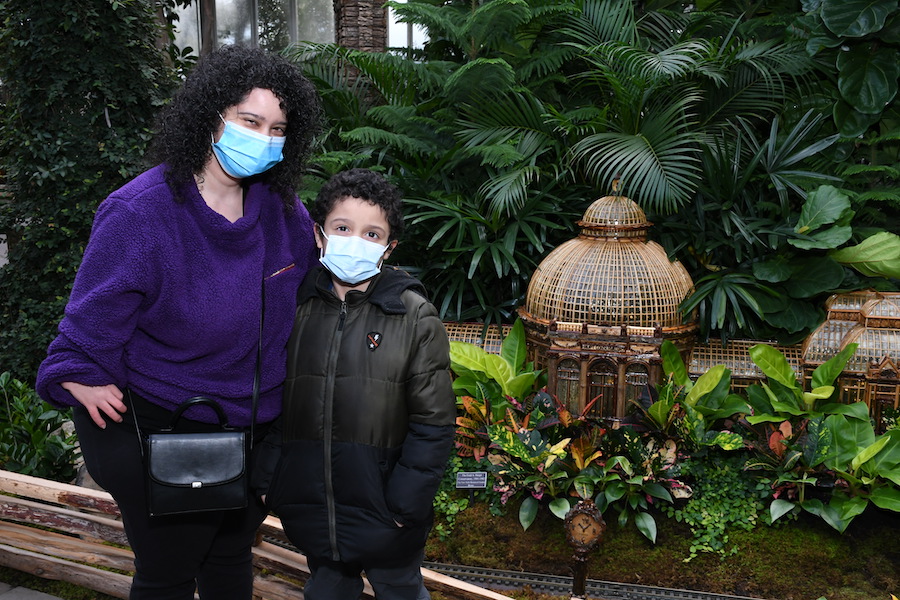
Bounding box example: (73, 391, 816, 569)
(312, 169, 405, 241)
(150, 44, 321, 208)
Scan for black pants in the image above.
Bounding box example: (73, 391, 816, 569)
(73, 396, 269, 600)
(304, 551, 430, 600)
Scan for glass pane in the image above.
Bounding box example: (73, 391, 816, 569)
(218, 0, 254, 47)
(624, 364, 649, 414)
(588, 360, 616, 417)
(387, 0, 427, 49)
(557, 359, 580, 413)
(259, 0, 290, 51)
(172, 2, 201, 56)
(296, 0, 335, 43)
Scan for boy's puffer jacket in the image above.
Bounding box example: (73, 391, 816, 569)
(253, 266, 456, 565)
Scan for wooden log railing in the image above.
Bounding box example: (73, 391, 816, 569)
(0, 470, 509, 600)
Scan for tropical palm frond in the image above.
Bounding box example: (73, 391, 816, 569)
(444, 58, 518, 103)
(570, 129, 702, 212)
(580, 40, 713, 83)
(458, 91, 549, 137)
(479, 166, 541, 217)
(698, 37, 813, 130)
(342, 50, 435, 105)
(462, 0, 533, 57)
(516, 44, 581, 83)
(543, 104, 608, 139)
(733, 111, 840, 210)
(558, 0, 636, 47)
(341, 126, 435, 158)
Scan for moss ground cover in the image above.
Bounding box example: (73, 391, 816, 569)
(426, 501, 900, 600)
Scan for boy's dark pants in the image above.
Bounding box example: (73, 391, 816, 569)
(304, 550, 430, 600)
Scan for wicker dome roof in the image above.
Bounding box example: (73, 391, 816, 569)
(522, 193, 694, 329)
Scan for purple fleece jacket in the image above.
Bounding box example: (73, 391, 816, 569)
(36, 164, 316, 427)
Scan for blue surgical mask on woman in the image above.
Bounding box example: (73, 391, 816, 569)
(319, 227, 390, 285)
(211, 115, 285, 178)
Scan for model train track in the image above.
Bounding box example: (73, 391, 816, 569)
(423, 561, 765, 600)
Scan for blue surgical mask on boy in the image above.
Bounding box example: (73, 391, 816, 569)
(319, 227, 390, 285)
(211, 115, 285, 178)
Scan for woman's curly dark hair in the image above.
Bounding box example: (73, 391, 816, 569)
(312, 168, 405, 242)
(149, 44, 321, 208)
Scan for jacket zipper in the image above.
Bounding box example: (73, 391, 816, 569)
(324, 300, 347, 560)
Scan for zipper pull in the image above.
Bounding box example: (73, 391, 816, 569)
(338, 301, 348, 331)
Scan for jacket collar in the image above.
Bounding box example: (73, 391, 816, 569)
(298, 265, 427, 315)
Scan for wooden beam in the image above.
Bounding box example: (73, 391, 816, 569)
(0, 521, 134, 572)
(0, 543, 131, 599)
(0, 495, 128, 546)
(0, 469, 120, 517)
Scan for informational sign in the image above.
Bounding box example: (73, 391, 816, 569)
(455, 471, 488, 489)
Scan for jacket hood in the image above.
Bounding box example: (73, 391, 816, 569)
(298, 265, 427, 315)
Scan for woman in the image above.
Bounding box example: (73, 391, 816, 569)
(36, 45, 321, 599)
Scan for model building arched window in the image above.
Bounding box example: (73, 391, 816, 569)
(587, 359, 617, 418)
(624, 363, 649, 415)
(557, 358, 581, 413)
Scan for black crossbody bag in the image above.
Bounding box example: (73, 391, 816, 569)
(132, 284, 263, 517)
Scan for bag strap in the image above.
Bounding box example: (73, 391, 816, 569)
(250, 274, 263, 449)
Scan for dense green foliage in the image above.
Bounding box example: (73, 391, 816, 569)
(281, 0, 900, 340)
(0, 0, 177, 382)
(445, 322, 900, 558)
(0, 372, 79, 482)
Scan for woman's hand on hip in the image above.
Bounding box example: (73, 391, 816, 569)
(62, 382, 126, 428)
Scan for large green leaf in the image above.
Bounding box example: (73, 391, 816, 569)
(836, 45, 900, 114)
(753, 257, 793, 283)
(762, 299, 823, 334)
(833, 98, 885, 137)
(648, 397, 674, 430)
(788, 225, 853, 250)
(505, 373, 537, 401)
(694, 393, 753, 422)
(500, 319, 528, 372)
(811, 343, 859, 389)
(685, 365, 728, 406)
(853, 430, 900, 473)
(795, 185, 850, 233)
(785, 257, 846, 299)
(830, 231, 900, 278)
(869, 486, 900, 512)
(643, 482, 673, 502)
(634, 511, 657, 543)
(882, 467, 900, 487)
(550, 498, 573, 519)
(519, 496, 539, 530)
(824, 414, 877, 470)
(821, 0, 897, 37)
(484, 355, 515, 393)
(660, 339, 691, 388)
(450, 341, 491, 375)
(749, 344, 798, 389)
(770, 498, 797, 522)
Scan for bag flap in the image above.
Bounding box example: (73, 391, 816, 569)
(148, 432, 246, 486)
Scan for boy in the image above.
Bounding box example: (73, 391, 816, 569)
(253, 168, 457, 600)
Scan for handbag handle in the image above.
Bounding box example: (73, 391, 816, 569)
(165, 397, 233, 431)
